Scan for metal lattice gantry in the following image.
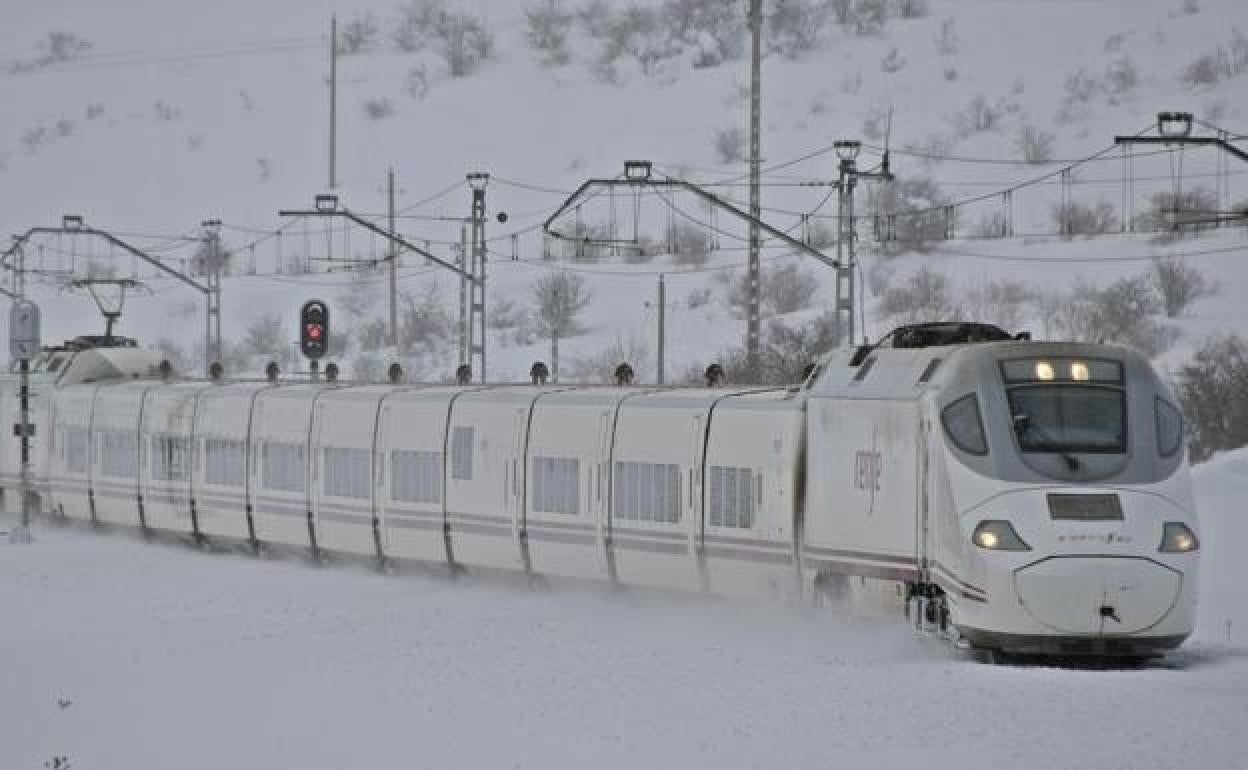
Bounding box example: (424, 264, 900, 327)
(1, 215, 220, 373)
(279, 185, 487, 381)
(543, 162, 848, 380)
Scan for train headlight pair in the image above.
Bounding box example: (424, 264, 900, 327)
(1159, 522, 1200, 553)
(971, 520, 1031, 551)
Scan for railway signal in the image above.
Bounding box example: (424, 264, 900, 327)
(300, 300, 330, 360)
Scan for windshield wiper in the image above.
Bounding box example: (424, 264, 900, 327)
(1012, 414, 1080, 471)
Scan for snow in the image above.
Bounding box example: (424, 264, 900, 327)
(0, 450, 1244, 769)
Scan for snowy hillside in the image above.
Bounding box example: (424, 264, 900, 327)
(2, 0, 1246, 387)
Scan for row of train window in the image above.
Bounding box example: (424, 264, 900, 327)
(58, 428, 758, 528)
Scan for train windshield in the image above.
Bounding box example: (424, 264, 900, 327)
(1000, 358, 1126, 454)
(1007, 386, 1126, 453)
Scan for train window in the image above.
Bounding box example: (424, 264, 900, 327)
(63, 428, 89, 474)
(941, 394, 988, 455)
(918, 358, 943, 384)
(708, 466, 754, 529)
(392, 450, 443, 505)
(324, 448, 371, 499)
(1155, 398, 1183, 458)
(99, 431, 139, 478)
(205, 439, 246, 486)
(613, 461, 680, 523)
(151, 435, 191, 482)
(451, 426, 474, 481)
(262, 442, 306, 493)
(532, 457, 579, 515)
(1007, 386, 1125, 454)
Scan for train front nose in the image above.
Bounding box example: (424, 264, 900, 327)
(1013, 557, 1182, 635)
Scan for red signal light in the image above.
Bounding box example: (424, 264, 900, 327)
(307, 324, 322, 341)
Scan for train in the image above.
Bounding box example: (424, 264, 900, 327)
(0, 321, 1200, 659)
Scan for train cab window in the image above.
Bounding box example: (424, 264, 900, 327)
(392, 450, 443, 504)
(532, 457, 579, 515)
(1155, 398, 1183, 458)
(941, 394, 988, 455)
(451, 427, 474, 481)
(708, 466, 754, 529)
(1001, 358, 1126, 454)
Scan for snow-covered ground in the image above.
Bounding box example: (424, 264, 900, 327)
(1, 450, 1245, 770)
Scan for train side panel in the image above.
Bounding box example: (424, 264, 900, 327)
(193, 384, 266, 543)
(312, 388, 388, 559)
(803, 396, 922, 585)
(525, 390, 624, 582)
(377, 389, 459, 565)
(445, 389, 538, 572)
(47, 384, 99, 521)
(702, 395, 804, 601)
(139, 384, 206, 536)
(250, 388, 319, 550)
(91, 383, 154, 528)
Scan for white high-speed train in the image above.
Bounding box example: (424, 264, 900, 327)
(0, 322, 1200, 658)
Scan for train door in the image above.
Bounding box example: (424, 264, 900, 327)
(509, 406, 530, 572)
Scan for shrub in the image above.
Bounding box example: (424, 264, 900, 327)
(767, 0, 833, 56)
(763, 263, 819, 315)
(1175, 334, 1248, 462)
(1052, 200, 1119, 237)
(880, 47, 905, 73)
(894, 0, 928, 20)
(935, 18, 958, 54)
(363, 97, 394, 119)
(952, 93, 1002, 136)
(1056, 67, 1101, 122)
(960, 279, 1034, 332)
(338, 13, 380, 55)
(876, 267, 960, 326)
(1134, 187, 1219, 235)
(1104, 57, 1138, 101)
(568, 336, 651, 383)
(1052, 276, 1175, 355)
(665, 0, 746, 67)
(713, 125, 746, 164)
(847, 0, 889, 36)
(392, 1, 494, 77)
(526, 0, 575, 66)
(1178, 30, 1247, 87)
(399, 282, 455, 357)
(868, 175, 954, 255)
(1015, 124, 1056, 163)
(1152, 256, 1215, 317)
(669, 221, 712, 267)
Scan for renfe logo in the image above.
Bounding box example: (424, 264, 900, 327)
(854, 450, 883, 493)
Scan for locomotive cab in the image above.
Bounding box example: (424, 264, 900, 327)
(929, 341, 1198, 656)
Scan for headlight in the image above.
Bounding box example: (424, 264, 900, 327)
(1159, 522, 1200, 553)
(971, 520, 1031, 551)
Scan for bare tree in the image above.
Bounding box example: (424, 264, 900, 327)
(1152, 256, 1216, 317)
(526, 0, 575, 66)
(876, 266, 960, 326)
(1176, 334, 1248, 462)
(532, 270, 593, 339)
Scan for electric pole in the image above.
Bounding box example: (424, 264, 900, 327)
(201, 220, 223, 370)
(833, 140, 891, 348)
(657, 273, 666, 385)
(746, 0, 763, 382)
(467, 173, 489, 383)
(329, 14, 338, 189)
(387, 167, 398, 347)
